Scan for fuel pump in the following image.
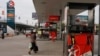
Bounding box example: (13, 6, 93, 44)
(49, 22, 57, 41)
(63, 3, 96, 56)
(46, 15, 60, 41)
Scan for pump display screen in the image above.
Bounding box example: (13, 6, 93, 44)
(68, 15, 92, 33)
(69, 25, 93, 33)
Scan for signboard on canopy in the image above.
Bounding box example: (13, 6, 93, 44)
(49, 15, 60, 21)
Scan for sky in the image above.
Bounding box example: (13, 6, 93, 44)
(0, 0, 38, 26)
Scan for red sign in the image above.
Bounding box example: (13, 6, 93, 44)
(9, 0, 15, 7)
(49, 15, 60, 21)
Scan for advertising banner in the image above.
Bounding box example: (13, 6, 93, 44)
(32, 13, 38, 19)
(7, 0, 15, 29)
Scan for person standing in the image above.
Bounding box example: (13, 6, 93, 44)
(0, 29, 2, 38)
(0, 29, 4, 39)
(28, 30, 38, 55)
(2, 31, 4, 39)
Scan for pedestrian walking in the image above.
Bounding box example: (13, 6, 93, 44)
(28, 30, 38, 55)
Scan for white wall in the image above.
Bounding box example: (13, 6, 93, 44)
(7, 25, 15, 35)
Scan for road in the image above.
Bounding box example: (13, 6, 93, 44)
(0, 35, 63, 56)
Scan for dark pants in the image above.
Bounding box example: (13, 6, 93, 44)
(30, 42, 38, 52)
(2, 33, 4, 39)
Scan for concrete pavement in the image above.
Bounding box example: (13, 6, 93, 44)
(0, 35, 63, 56)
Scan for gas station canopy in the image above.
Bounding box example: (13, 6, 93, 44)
(67, 3, 96, 9)
(32, 0, 99, 23)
